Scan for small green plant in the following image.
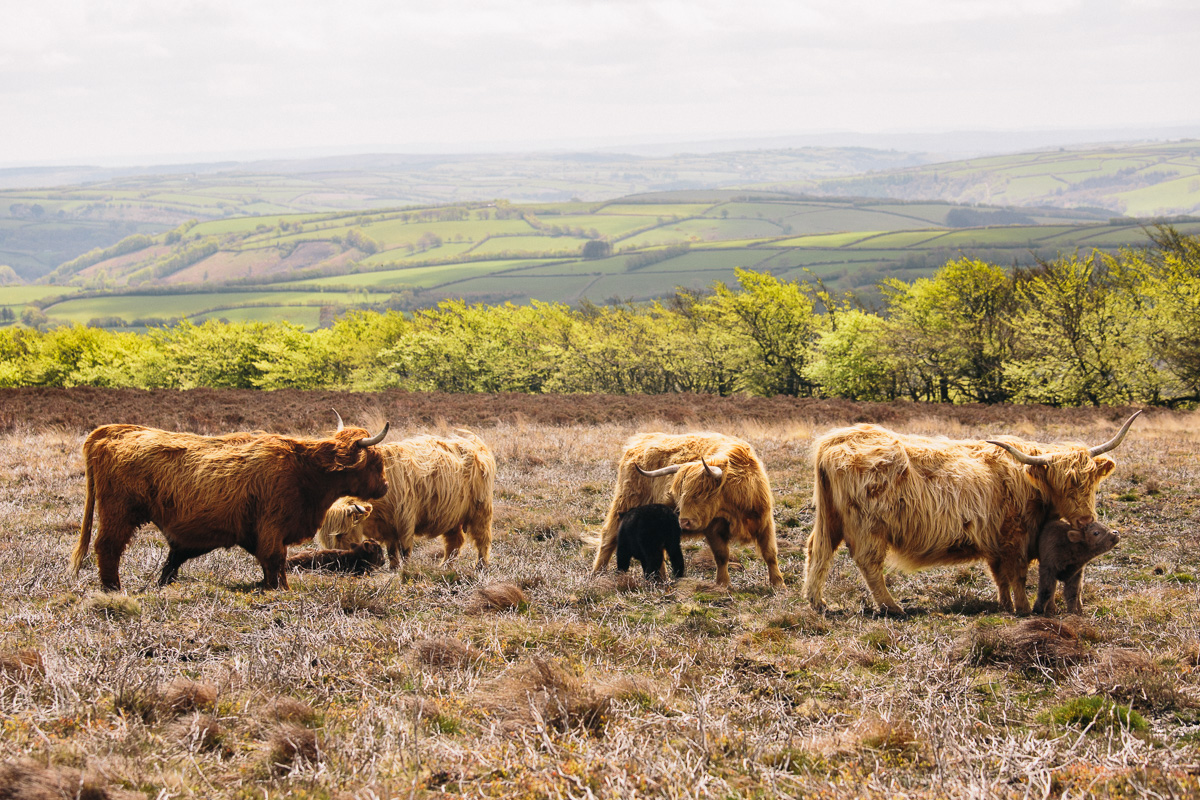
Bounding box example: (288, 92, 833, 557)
(1040, 696, 1148, 733)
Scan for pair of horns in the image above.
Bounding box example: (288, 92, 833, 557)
(635, 456, 723, 480)
(332, 410, 389, 446)
(988, 410, 1142, 466)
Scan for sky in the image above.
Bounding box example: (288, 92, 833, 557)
(3, 0, 1199, 166)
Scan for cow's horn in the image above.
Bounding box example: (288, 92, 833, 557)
(358, 422, 390, 447)
(700, 456, 723, 479)
(636, 463, 682, 477)
(333, 409, 345, 432)
(987, 440, 1053, 467)
(1088, 410, 1142, 457)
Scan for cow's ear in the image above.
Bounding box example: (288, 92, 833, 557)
(1093, 455, 1116, 480)
(1027, 463, 1049, 483)
(1066, 527, 1085, 543)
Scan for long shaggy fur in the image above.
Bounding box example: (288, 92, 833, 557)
(320, 429, 495, 568)
(73, 424, 389, 592)
(315, 499, 374, 549)
(802, 424, 1119, 615)
(592, 431, 782, 587)
(286, 540, 386, 574)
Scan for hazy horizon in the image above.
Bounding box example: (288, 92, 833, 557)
(6, 1, 1199, 169)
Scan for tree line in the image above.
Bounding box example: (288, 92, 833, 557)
(2, 227, 1197, 407)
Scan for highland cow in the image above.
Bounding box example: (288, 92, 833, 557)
(286, 539, 386, 575)
(320, 429, 495, 568)
(592, 431, 782, 588)
(315, 499, 374, 549)
(803, 412, 1139, 615)
(73, 415, 390, 591)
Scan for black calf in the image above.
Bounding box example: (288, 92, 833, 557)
(616, 503, 685, 581)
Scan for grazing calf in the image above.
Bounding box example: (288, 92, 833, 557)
(73, 415, 389, 591)
(1032, 519, 1119, 615)
(286, 540, 386, 575)
(616, 504, 685, 581)
(316, 499, 374, 549)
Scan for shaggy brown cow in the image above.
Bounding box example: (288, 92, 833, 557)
(315, 498, 374, 549)
(320, 429, 495, 568)
(73, 418, 390, 591)
(591, 431, 782, 587)
(803, 412, 1140, 615)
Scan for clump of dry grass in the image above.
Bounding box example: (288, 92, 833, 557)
(956, 617, 1092, 669)
(171, 713, 227, 753)
(467, 582, 528, 613)
(259, 696, 318, 727)
(412, 636, 482, 669)
(1085, 647, 1182, 711)
(0, 757, 142, 800)
(161, 677, 217, 713)
(82, 592, 140, 619)
(812, 713, 921, 758)
(0, 649, 43, 678)
(266, 723, 322, 773)
(484, 658, 614, 735)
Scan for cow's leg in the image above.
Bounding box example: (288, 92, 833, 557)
(855, 554, 904, 616)
(257, 550, 288, 590)
(1033, 564, 1058, 615)
(754, 524, 785, 589)
(616, 534, 632, 573)
(464, 506, 492, 567)
(386, 541, 403, 570)
(441, 527, 465, 565)
(803, 467, 844, 610)
(704, 521, 732, 588)
(988, 560, 1015, 612)
(1061, 568, 1085, 614)
(159, 545, 209, 586)
(643, 542, 665, 582)
(666, 537, 686, 580)
(1010, 561, 1032, 615)
(94, 506, 139, 592)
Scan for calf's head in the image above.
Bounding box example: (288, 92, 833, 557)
(989, 411, 1139, 530)
(636, 457, 725, 532)
(1040, 518, 1120, 565)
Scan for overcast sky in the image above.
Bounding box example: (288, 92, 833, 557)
(3, 0, 1198, 166)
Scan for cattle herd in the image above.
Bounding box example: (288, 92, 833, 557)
(70, 409, 1142, 617)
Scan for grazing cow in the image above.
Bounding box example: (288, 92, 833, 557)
(803, 412, 1140, 615)
(1032, 519, 1119, 616)
(286, 539, 386, 575)
(316, 499, 374, 549)
(592, 432, 782, 588)
(616, 503, 686, 581)
(72, 416, 390, 591)
(320, 429, 495, 569)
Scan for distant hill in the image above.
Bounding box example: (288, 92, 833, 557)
(783, 140, 1200, 217)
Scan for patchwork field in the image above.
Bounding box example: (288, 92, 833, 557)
(0, 390, 1197, 798)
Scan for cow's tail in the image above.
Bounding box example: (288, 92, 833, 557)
(802, 459, 843, 610)
(71, 454, 96, 575)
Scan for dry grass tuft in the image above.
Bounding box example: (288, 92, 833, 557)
(957, 617, 1090, 669)
(485, 658, 613, 735)
(813, 713, 921, 758)
(413, 636, 482, 669)
(161, 677, 217, 713)
(266, 723, 322, 773)
(467, 582, 528, 613)
(0, 649, 43, 678)
(0, 757, 142, 800)
(172, 713, 227, 753)
(259, 697, 318, 727)
(82, 592, 140, 620)
(339, 584, 390, 617)
(1086, 647, 1182, 711)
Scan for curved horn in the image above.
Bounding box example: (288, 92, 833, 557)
(636, 463, 682, 477)
(1088, 410, 1142, 457)
(987, 439, 1054, 467)
(332, 409, 345, 432)
(700, 456, 723, 480)
(357, 422, 390, 447)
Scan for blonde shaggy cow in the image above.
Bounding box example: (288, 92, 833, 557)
(318, 429, 495, 569)
(802, 412, 1140, 616)
(592, 431, 783, 588)
(315, 499, 373, 550)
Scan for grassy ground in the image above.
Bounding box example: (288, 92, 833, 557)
(0, 392, 1197, 798)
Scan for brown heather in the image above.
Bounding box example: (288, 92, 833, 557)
(0, 389, 1197, 798)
